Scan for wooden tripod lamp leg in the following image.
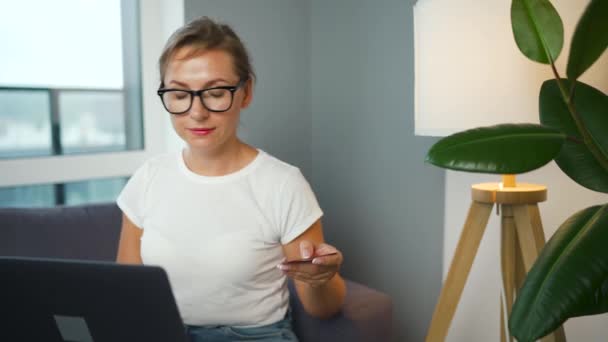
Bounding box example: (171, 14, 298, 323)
(500, 205, 516, 342)
(528, 204, 546, 252)
(425, 201, 493, 342)
(514, 230, 526, 291)
(500, 299, 506, 342)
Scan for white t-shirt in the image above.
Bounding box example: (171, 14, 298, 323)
(116, 149, 323, 327)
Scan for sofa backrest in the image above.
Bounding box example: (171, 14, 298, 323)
(0, 203, 122, 261)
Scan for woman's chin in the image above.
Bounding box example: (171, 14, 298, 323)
(187, 140, 217, 151)
(185, 137, 234, 153)
(182, 132, 217, 147)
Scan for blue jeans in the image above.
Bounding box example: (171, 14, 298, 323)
(185, 311, 298, 342)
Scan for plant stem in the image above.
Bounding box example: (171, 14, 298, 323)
(569, 81, 576, 100)
(566, 135, 584, 144)
(549, 60, 608, 172)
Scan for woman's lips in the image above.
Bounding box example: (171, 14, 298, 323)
(188, 127, 215, 136)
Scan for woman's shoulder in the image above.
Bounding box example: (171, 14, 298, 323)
(133, 151, 180, 178)
(145, 151, 178, 167)
(257, 150, 301, 177)
(253, 150, 311, 195)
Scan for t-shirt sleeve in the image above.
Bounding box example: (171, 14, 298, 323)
(276, 168, 324, 244)
(116, 161, 150, 229)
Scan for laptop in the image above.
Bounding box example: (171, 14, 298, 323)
(0, 257, 189, 342)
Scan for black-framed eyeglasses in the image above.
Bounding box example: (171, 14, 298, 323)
(157, 79, 247, 114)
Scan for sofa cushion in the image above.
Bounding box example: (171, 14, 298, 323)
(0, 203, 122, 261)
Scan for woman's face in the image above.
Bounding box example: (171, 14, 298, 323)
(163, 48, 252, 153)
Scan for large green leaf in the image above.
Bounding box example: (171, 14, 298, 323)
(509, 204, 608, 342)
(425, 124, 565, 174)
(567, 0, 608, 81)
(511, 0, 564, 64)
(540, 79, 608, 193)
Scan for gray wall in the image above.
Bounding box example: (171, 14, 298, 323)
(185, 1, 445, 341)
(185, 0, 312, 177)
(310, 1, 444, 340)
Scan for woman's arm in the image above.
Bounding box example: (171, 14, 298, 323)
(281, 220, 346, 319)
(116, 213, 143, 265)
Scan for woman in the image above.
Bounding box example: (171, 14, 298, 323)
(115, 16, 345, 342)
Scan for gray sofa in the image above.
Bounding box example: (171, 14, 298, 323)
(0, 203, 392, 341)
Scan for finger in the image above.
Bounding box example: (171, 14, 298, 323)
(287, 271, 336, 282)
(289, 273, 332, 287)
(284, 267, 337, 280)
(312, 254, 339, 266)
(312, 251, 343, 266)
(299, 240, 314, 259)
(279, 263, 324, 274)
(284, 272, 313, 283)
(283, 262, 339, 274)
(314, 243, 338, 255)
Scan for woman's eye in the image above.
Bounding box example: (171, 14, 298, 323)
(208, 89, 227, 98)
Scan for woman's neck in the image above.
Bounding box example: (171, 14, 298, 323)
(183, 140, 258, 177)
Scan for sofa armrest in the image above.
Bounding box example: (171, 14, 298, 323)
(289, 279, 393, 342)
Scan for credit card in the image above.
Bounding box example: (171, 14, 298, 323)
(284, 252, 338, 264)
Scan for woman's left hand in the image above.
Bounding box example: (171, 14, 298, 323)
(278, 241, 343, 288)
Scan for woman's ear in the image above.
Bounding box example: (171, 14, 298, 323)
(240, 78, 254, 109)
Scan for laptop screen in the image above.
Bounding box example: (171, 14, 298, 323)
(0, 257, 188, 342)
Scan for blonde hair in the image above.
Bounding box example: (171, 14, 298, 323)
(158, 16, 256, 86)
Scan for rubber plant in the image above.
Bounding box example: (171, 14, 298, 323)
(424, 0, 608, 341)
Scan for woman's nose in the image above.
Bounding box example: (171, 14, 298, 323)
(188, 96, 210, 121)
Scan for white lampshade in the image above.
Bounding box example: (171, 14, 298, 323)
(414, 0, 608, 137)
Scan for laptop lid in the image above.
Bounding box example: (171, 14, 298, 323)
(0, 257, 189, 342)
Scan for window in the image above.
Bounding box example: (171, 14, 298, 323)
(65, 177, 128, 206)
(0, 0, 143, 159)
(0, 89, 52, 158)
(0, 0, 182, 208)
(0, 177, 127, 208)
(0, 184, 55, 208)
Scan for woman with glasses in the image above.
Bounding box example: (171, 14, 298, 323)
(115, 16, 345, 342)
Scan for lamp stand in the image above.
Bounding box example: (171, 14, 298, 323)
(425, 177, 567, 342)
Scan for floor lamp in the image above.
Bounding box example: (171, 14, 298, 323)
(424, 175, 566, 342)
(413, 0, 602, 340)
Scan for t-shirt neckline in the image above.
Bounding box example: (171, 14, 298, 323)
(177, 148, 265, 184)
